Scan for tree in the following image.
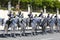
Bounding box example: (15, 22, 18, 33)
(54, 0, 60, 14)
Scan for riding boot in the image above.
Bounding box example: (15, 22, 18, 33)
(31, 32, 34, 36)
(20, 32, 22, 37)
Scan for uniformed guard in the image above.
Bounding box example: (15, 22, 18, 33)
(28, 11, 33, 27)
(8, 11, 12, 17)
(8, 11, 14, 20)
(47, 14, 50, 26)
(17, 11, 23, 18)
(47, 14, 50, 18)
(39, 12, 43, 18)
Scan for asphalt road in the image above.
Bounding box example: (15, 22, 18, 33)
(0, 30, 60, 40)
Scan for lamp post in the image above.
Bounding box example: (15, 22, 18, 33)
(28, 4, 30, 13)
(57, 8, 59, 15)
(8, 0, 11, 11)
(57, 0, 60, 15)
(44, 6, 46, 14)
(16, 0, 20, 11)
(18, 0, 20, 5)
(18, 0, 20, 10)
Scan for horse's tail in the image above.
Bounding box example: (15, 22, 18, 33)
(2, 19, 4, 26)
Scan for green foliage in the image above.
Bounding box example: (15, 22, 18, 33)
(0, 0, 60, 13)
(54, 0, 60, 8)
(34, 0, 42, 6)
(0, 7, 7, 10)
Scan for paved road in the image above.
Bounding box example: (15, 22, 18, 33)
(0, 31, 60, 40)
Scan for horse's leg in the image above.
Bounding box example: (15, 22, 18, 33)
(33, 24, 37, 35)
(31, 27, 34, 36)
(17, 20, 20, 31)
(50, 26, 54, 33)
(22, 23, 26, 36)
(35, 25, 37, 35)
(10, 24, 16, 37)
(57, 24, 60, 32)
(59, 26, 60, 32)
(31, 23, 36, 36)
(20, 26, 23, 36)
(42, 26, 46, 34)
(37, 22, 40, 29)
(22, 27, 26, 36)
(18, 24, 20, 31)
(55, 22, 58, 32)
(4, 24, 8, 36)
(34, 27, 37, 35)
(2, 19, 4, 26)
(20, 28, 22, 37)
(44, 25, 47, 34)
(20, 23, 24, 36)
(5, 24, 8, 33)
(55, 25, 58, 32)
(13, 24, 17, 37)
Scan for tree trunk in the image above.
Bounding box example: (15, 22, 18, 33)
(28, 4, 30, 13)
(57, 8, 59, 15)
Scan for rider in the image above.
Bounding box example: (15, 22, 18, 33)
(28, 11, 33, 27)
(47, 14, 50, 26)
(17, 10, 24, 18)
(47, 14, 50, 18)
(8, 11, 14, 20)
(39, 11, 43, 18)
(28, 11, 33, 18)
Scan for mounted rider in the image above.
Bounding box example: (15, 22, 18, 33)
(28, 11, 33, 27)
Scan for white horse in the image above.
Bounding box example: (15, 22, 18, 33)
(48, 18, 55, 33)
(57, 18, 60, 32)
(4, 16, 18, 37)
(18, 18, 27, 36)
(31, 18, 37, 35)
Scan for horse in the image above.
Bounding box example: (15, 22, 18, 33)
(4, 16, 18, 37)
(48, 18, 55, 33)
(31, 18, 37, 35)
(56, 18, 60, 32)
(18, 18, 27, 36)
(40, 17, 48, 34)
